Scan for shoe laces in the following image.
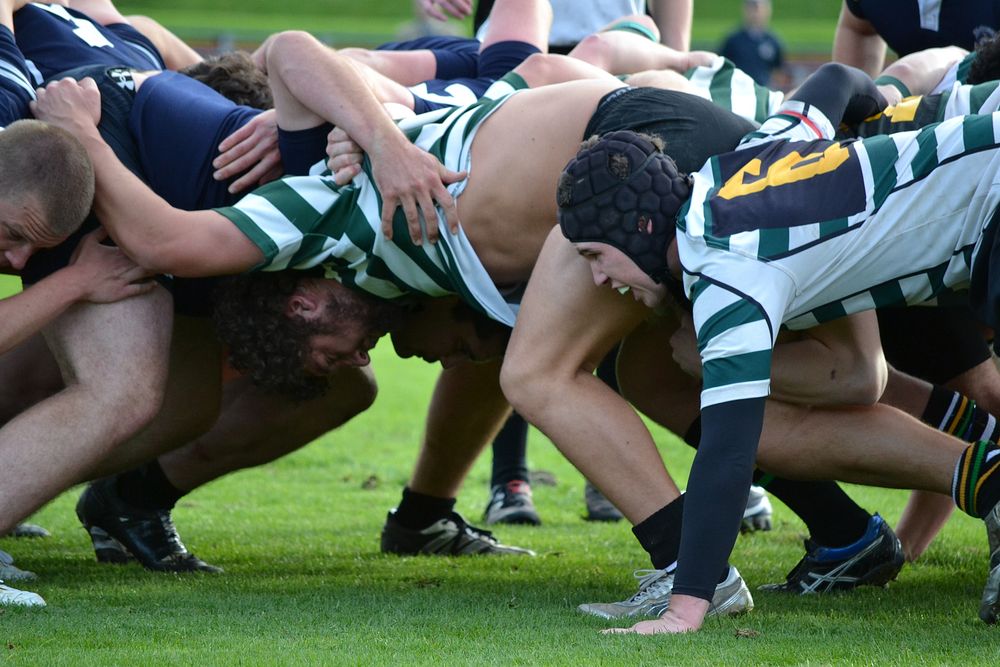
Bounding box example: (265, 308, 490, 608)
(627, 568, 673, 602)
(450, 512, 499, 544)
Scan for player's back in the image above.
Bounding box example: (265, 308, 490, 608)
(14, 3, 163, 82)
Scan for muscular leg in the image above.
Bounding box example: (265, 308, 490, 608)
(159, 365, 377, 491)
(409, 360, 511, 498)
(0, 335, 62, 424)
(85, 315, 224, 478)
(0, 289, 172, 533)
(567, 15, 711, 75)
(502, 229, 680, 524)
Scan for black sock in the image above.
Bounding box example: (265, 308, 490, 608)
(115, 460, 185, 512)
(922, 385, 1000, 443)
(632, 496, 684, 570)
(686, 417, 872, 548)
(490, 412, 530, 486)
(393, 487, 457, 529)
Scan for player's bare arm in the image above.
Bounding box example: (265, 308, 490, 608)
(832, 0, 887, 75)
(31, 77, 263, 277)
(259, 30, 466, 244)
(0, 229, 153, 355)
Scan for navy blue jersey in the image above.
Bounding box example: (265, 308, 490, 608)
(409, 39, 538, 113)
(845, 0, 1000, 54)
(14, 3, 162, 84)
(0, 26, 34, 126)
(129, 71, 260, 210)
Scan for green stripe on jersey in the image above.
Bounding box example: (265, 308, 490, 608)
(963, 114, 998, 152)
(217, 206, 278, 268)
(709, 64, 734, 113)
(819, 216, 850, 237)
(810, 300, 848, 324)
(956, 51, 976, 84)
(257, 179, 321, 227)
(862, 135, 899, 209)
(702, 350, 772, 391)
(697, 299, 767, 352)
(869, 280, 906, 308)
(910, 127, 939, 181)
(969, 82, 1000, 115)
(757, 227, 789, 258)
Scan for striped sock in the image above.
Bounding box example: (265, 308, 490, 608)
(952, 441, 1000, 517)
(923, 385, 999, 443)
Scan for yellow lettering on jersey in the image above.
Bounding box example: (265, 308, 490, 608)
(718, 143, 852, 200)
(883, 95, 922, 123)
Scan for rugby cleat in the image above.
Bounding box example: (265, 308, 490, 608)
(381, 509, 535, 556)
(0, 581, 44, 607)
(76, 478, 222, 574)
(7, 523, 50, 538)
(578, 565, 753, 619)
(484, 480, 542, 526)
(980, 499, 1000, 623)
(0, 549, 36, 582)
(758, 514, 904, 594)
(742, 485, 773, 533)
(584, 481, 624, 522)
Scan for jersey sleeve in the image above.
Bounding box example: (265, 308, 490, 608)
(739, 99, 836, 148)
(214, 175, 349, 272)
(0, 26, 35, 127)
(685, 258, 796, 408)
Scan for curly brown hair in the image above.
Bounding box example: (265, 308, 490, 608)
(969, 33, 1000, 85)
(213, 271, 402, 400)
(180, 51, 273, 110)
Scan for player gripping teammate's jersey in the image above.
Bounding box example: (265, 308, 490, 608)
(213, 74, 530, 327)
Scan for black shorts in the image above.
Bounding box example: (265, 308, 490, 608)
(22, 65, 216, 317)
(583, 86, 757, 174)
(878, 305, 992, 384)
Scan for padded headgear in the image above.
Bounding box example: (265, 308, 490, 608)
(557, 130, 691, 283)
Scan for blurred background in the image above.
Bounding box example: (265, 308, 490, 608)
(112, 0, 838, 88)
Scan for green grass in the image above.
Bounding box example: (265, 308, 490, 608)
(1, 337, 999, 664)
(113, 1, 838, 52)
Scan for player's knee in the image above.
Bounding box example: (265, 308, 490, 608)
(568, 33, 614, 69)
(328, 365, 378, 420)
(845, 356, 888, 406)
(499, 356, 553, 421)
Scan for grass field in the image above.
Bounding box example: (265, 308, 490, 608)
(114, 0, 841, 52)
(1, 338, 1000, 664)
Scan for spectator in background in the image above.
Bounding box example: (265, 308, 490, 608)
(720, 0, 784, 87)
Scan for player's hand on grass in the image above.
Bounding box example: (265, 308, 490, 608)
(31, 76, 101, 132)
(602, 596, 708, 635)
(327, 126, 364, 184)
(69, 229, 155, 303)
(369, 133, 466, 245)
(669, 313, 702, 379)
(418, 0, 472, 22)
(215, 109, 283, 193)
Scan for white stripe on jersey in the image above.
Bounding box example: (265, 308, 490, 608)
(0, 60, 34, 98)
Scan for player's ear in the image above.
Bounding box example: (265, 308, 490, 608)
(286, 291, 321, 321)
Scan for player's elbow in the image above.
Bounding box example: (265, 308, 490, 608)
(837, 348, 888, 406)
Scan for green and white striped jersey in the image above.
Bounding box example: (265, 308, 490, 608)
(932, 50, 978, 95)
(679, 101, 1000, 407)
(684, 56, 784, 125)
(214, 74, 529, 327)
(855, 80, 1000, 137)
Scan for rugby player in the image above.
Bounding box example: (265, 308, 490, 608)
(32, 36, 916, 616)
(550, 63, 1000, 631)
(0, 1, 159, 606)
